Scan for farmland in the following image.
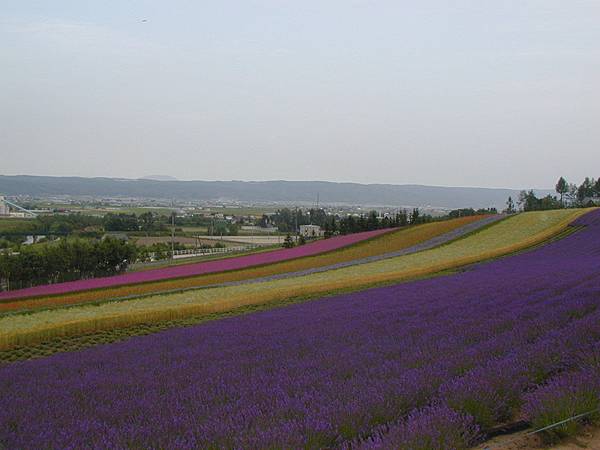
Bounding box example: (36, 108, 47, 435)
(0, 215, 488, 313)
(0, 209, 586, 350)
(0, 218, 37, 234)
(132, 236, 239, 247)
(0, 208, 599, 448)
(0, 228, 391, 301)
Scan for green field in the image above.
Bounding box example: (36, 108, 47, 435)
(0, 218, 37, 234)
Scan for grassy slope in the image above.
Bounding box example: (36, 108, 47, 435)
(0, 216, 483, 313)
(0, 209, 588, 350)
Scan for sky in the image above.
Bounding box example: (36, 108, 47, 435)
(1, 1, 599, 189)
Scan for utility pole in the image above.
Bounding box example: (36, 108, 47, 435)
(171, 199, 175, 260)
(295, 207, 298, 242)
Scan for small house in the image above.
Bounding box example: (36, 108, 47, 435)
(299, 224, 324, 238)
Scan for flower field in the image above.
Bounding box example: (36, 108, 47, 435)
(0, 216, 487, 313)
(0, 209, 585, 350)
(0, 228, 391, 301)
(1, 209, 600, 448)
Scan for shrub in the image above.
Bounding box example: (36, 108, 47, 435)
(357, 405, 480, 450)
(523, 369, 600, 442)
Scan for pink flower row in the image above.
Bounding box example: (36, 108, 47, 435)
(0, 229, 391, 301)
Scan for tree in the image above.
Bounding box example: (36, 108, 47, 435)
(566, 183, 578, 206)
(506, 196, 515, 214)
(282, 234, 295, 248)
(518, 190, 560, 211)
(298, 235, 306, 245)
(258, 214, 270, 228)
(577, 177, 595, 202)
(518, 190, 538, 211)
(103, 213, 138, 231)
(323, 216, 337, 238)
(396, 210, 408, 227)
(138, 212, 156, 233)
(555, 177, 568, 206)
(366, 211, 379, 230)
(0, 237, 138, 291)
(410, 208, 420, 224)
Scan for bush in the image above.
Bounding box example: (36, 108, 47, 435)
(282, 234, 295, 248)
(440, 357, 528, 429)
(523, 369, 600, 442)
(357, 405, 480, 450)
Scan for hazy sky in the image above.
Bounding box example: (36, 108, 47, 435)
(1, 1, 599, 188)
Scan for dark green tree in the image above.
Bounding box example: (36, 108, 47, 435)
(577, 177, 595, 202)
(396, 210, 408, 227)
(103, 213, 139, 231)
(283, 234, 295, 248)
(410, 208, 420, 224)
(138, 212, 156, 232)
(555, 177, 568, 205)
(367, 211, 379, 230)
(506, 196, 515, 214)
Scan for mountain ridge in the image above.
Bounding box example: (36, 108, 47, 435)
(0, 175, 553, 209)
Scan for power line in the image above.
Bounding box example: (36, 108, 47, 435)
(482, 407, 600, 450)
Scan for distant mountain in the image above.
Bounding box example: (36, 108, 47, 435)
(0, 175, 553, 210)
(139, 175, 179, 181)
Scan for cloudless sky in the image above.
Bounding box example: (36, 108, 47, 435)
(1, 1, 599, 188)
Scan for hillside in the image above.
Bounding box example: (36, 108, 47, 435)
(0, 175, 552, 209)
(1, 209, 599, 449)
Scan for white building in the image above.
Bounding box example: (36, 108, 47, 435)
(299, 224, 324, 238)
(0, 196, 10, 216)
(581, 197, 600, 206)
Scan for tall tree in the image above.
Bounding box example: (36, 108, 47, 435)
(138, 212, 156, 232)
(577, 177, 595, 201)
(567, 183, 578, 205)
(410, 208, 420, 224)
(555, 177, 568, 205)
(506, 196, 515, 214)
(594, 178, 600, 196)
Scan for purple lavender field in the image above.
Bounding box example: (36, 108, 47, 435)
(1, 210, 600, 449)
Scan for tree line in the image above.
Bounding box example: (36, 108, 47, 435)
(507, 176, 600, 212)
(260, 208, 433, 236)
(270, 206, 497, 244)
(0, 235, 233, 291)
(105, 212, 240, 236)
(0, 237, 137, 291)
(0, 214, 103, 237)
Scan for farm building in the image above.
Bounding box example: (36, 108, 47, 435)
(581, 196, 600, 206)
(299, 224, 324, 238)
(0, 196, 9, 216)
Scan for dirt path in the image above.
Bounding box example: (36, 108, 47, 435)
(477, 425, 600, 450)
